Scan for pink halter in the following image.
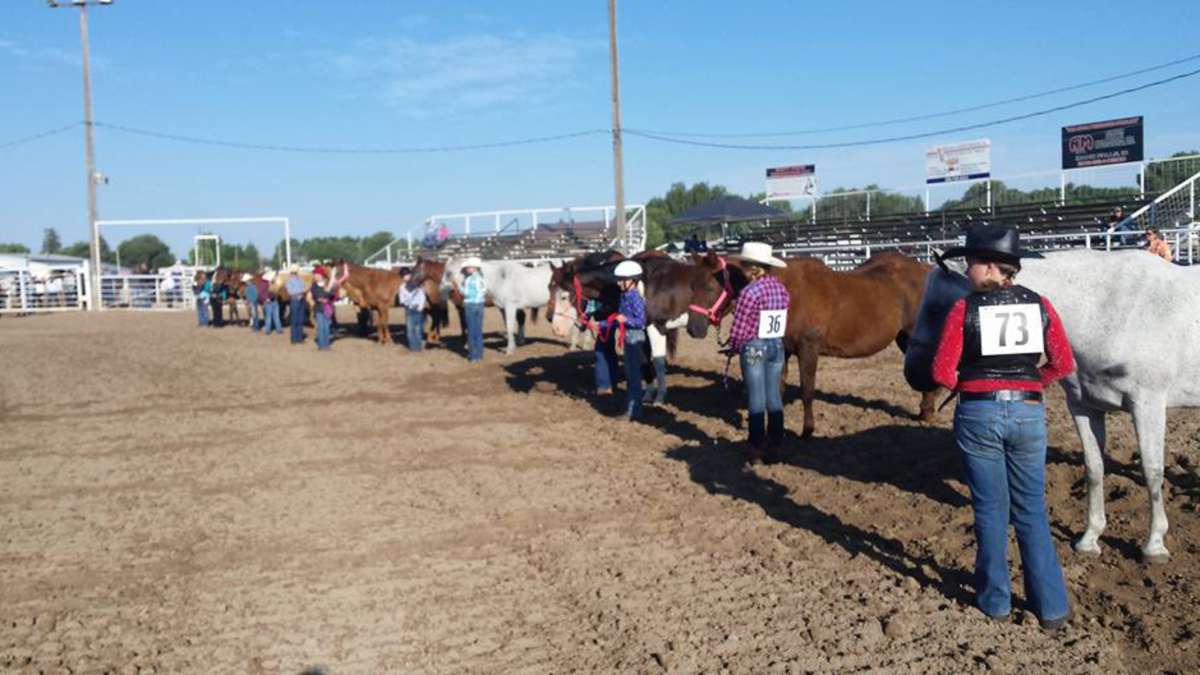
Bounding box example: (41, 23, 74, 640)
(688, 256, 732, 325)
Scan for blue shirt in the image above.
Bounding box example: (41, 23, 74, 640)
(244, 284, 258, 303)
(285, 276, 305, 296)
(463, 272, 487, 304)
(618, 289, 645, 329)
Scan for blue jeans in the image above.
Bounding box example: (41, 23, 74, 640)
(262, 300, 281, 334)
(465, 302, 485, 361)
(594, 325, 620, 392)
(248, 300, 262, 330)
(955, 398, 1070, 621)
(623, 329, 646, 419)
(740, 338, 786, 447)
(406, 307, 424, 352)
(289, 298, 305, 343)
(196, 299, 210, 326)
(315, 307, 332, 350)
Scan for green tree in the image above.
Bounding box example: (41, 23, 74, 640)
(645, 182, 731, 249)
(61, 237, 115, 263)
(1142, 150, 1200, 193)
(117, 234, 175, 272)
(300, 236, 363, 263)
(0, 243, 30, 254)
(273, 238, 301, 267)
(41, 228, 62, 254)
(360, 230, 395, 261)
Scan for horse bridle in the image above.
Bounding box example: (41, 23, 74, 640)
(688, 255, 733, 326)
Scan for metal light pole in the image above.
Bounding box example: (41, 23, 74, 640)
(607, 0, 627, 250)
(48, 0, 112, 310)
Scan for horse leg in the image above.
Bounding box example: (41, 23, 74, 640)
(1065, 386, 1108, 557)
(799, 345, 818, 439)
(378, 305, 390, 345)
(917, 390, 938, 422)
(1131, 393, 1170, 563)
(516, 308, 527, 346)
(503, 306, 517, 355)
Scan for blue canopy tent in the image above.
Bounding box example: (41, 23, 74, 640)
(669, 196, 785, 242)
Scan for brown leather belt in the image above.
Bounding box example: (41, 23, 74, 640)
(960, 390, 1042, 402)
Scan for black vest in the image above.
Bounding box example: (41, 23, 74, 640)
(959, 285, 1048, 384)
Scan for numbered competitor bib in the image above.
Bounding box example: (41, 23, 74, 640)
(758, 309, 787, 339)
(978, 304, 1044, 356)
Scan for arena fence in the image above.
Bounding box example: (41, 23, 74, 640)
(97, 271, 195, 311)
(0, 264, 90, 314)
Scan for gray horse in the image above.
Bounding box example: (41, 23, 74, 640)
(907, 249, 1200, 563)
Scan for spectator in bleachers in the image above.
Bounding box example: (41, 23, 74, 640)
(1145, 227, 1173, 262)
(436, 223, 450, 248)
(683, 232, 708, 254)
(1107, 206, 1136, 246)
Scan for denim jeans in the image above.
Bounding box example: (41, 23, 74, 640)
(740, 338, 785, 447)
(262, 300, 281, 334)
(406, 307, 425, 351)
(248, 301, 262, 331)
(954, 398, 1070, 622)
(594, 322, 620, 392)
(465, 302, 485, 361)
(289, 298, 305, 343)
(196, 299, 210, 327)
(315, 307, 332, 350)
(623, 329, 646, 419)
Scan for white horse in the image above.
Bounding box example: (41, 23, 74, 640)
(444, 259, 552, 355)
(908, 249, 1200, 562)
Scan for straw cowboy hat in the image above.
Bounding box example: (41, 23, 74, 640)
(240, 273, 252, 282)
(461, 257, 483, 270)
(613, 260, 643, 278)
(940, 223, 1042, 268)
(738, 241, 786, 268)
(289, 263, 300, 274)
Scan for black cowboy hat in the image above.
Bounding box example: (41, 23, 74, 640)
(939, 223, 1043, 267)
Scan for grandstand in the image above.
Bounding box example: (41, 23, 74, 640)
(408, 219, 615, 261)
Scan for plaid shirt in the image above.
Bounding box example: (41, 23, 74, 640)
(618, 289, 645, 329)
(728, 275, 789, 351)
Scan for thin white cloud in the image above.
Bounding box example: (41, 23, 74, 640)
(314, 32, 600, 116)
(0, 36, 110, 70)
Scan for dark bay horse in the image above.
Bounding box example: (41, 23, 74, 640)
(411, 257, 455, 342)
(688, 251, 936, 438)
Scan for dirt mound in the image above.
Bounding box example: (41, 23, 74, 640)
(2, 310, 1198, 673)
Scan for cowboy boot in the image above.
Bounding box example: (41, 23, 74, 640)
(746, 412, 766, 465)
(765, 411, 786, 464)
(643, 357, 668, 405)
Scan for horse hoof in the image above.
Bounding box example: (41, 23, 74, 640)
(1141, 550, 1170, 565)
(1073, 545, 1101, 558)
(916, 410, 936, 423)
(800, 427, 814, 440)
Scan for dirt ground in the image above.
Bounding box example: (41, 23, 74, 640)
(2, 307, 1200, 674)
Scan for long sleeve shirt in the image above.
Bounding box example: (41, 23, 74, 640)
(728, 275, 790, 351)
(462, 273, 487, 304)
(285, 276, 305, 297)
(398, 283, 426, 310)
(932, 295, 1075, 393)
(618, 289, 646, 329)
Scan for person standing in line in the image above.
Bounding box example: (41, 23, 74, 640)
(932, 223, 1074, 631)
(398, 270, 427, 352)
(613, 260, 647, 421)
(460, 257, 487, 362)
(243, 273, 261, 331)
(210, 273, 226, 327)
(260, 271, 281, 335)
(286, 264, 307, 344)
(586, 284, 622, 396)
(194, 272, 211, 327)
(309, 265, 341, 351)
(723, 242, 790, 464)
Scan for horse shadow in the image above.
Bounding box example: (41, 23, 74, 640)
(649, 406, 975, 606)
(503, 352, 628, 416)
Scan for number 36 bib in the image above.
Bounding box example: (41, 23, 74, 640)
(978, 304, 1044, 356)
(758, 309, 787, 339)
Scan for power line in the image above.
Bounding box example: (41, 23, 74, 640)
(0, 122, 83, 150)
(624, 66, 1200, 151)
(91, 122, 608, 154)
(630, 52, 1200, 138)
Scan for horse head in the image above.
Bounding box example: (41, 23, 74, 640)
(685, 251, 748, 339)
(903, 260, 971, 392)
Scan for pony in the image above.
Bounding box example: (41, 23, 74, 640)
(443, 259, 552, 355)
(411, 257, 454, 343)
(336, 262, 404, 345)
(907, 249, 1200, 563)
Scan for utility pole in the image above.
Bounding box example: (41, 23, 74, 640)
(49, 0, 113, 310)
(607, 0, 627, 251)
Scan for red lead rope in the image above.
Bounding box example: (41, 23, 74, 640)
(688, 256, 733, 326)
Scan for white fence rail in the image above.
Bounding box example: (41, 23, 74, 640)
(98, 272, 195, 310)
(0, 265, 90, 314)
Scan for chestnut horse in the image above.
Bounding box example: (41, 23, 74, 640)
(411, 257, 455, 342)
(688, 251, 936, 438)
(337, 262, 404, 345)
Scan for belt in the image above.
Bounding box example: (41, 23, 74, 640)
(960, 390, 1042, 402)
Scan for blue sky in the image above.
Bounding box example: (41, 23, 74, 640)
(2, 0, 1198, 259)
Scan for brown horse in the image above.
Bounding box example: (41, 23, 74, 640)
(689, 250, 936, 438)
(337, 262, 405, 345)
(411, 257, 455, 342)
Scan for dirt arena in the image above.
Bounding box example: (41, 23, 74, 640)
(2, 308, 1199, 674)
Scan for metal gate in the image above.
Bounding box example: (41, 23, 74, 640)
(0, 264, 90, 314)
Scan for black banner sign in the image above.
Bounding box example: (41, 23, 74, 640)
(1061, 116, 1143, 169)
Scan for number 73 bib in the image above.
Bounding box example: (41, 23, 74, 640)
(978, 304, 1044, 356)
(758, 309, 787, 339)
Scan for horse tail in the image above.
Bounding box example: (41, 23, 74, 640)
(666, 327, 678, 360)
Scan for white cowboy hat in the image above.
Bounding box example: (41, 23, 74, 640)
(241, 273, 252, 282)
(289, 264, 300, 274)
(461, 257, 483, 270)
(613, 260, 643, 278)
(262, 270, 277, 282)
(738, 242, 786, 268)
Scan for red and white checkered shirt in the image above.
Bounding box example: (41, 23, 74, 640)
(728, 275, 790, 351)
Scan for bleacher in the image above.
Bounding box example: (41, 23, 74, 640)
(409, 219, 615, 261)
(715, 193, 1160, 268)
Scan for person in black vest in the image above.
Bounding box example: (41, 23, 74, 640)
(210, 274, 226, 327)
(931, 224, 1075, 631)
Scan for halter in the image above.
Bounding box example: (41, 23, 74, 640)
(571, 275, 592, 331)
(688, 256, 733, 326)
